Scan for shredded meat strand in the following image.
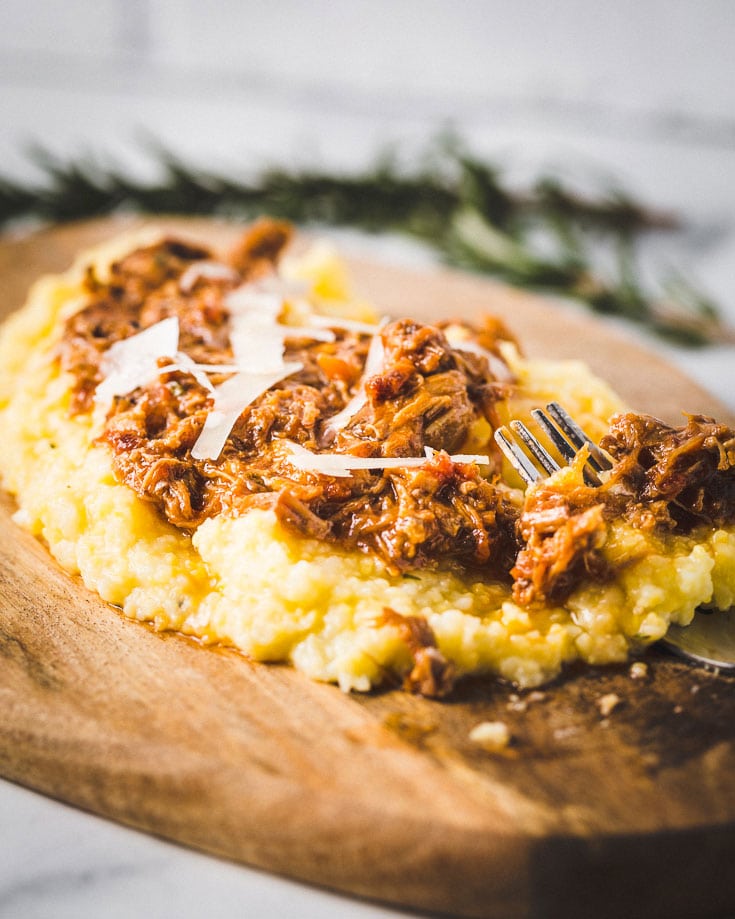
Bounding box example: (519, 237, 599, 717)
(601, 412, 735, 530)
(378, 607, 456, 697)
(512, 492, 611, 606)
(227, 217, 293, 278)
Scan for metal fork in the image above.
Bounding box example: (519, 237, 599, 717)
(494, 401, 735, 671)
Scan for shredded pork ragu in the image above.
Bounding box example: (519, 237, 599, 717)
(59, 221, 522, 583)
(58, 220, 735, 676)
(378, 607, 456, 697)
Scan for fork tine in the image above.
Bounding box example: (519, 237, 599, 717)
(531, 407, 577, 464)
(546, 402, 586, 450)
(510, 420, 560, 476)
(546, 402, 613, 472)
(532, 406, 603, 487)
(496, 405, 612, 488)
(494, 426, 543, 485)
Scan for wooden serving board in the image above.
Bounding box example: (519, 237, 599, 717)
(1, 218, 735, 919)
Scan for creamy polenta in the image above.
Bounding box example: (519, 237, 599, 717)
(1, 227, 733, 693)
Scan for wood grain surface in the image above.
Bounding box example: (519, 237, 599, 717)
(1, 218, 734, 919)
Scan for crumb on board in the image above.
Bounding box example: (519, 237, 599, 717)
(553, 725, 579, 742)
(469, 720, 511, 752)
(506, 698, 527, 713)
(506, 689, 546, 713)
(596, 693, 622, 717)
(629, 661, 648, 680)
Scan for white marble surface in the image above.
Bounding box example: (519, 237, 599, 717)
(0, 782, 406, 919)
(1, 2, 735, 917)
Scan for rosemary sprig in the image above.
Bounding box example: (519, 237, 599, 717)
(0, 138, 727, 346)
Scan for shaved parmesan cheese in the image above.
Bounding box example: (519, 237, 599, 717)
(179, 261, 239, 293)
(308, 314, 382, 336)
(255, 275, 309, 298)
(286, 327, 336, 343)
(94, 317, 179, 407)
(191, 362, 302, 461)
(423, 447, 491, 465)
(159, 354, 217, 394)
(443, 328, 514, 383)
(224, 285, 282, 319)
(161, 361, 241, 375)
(229, 310, 288, 373)
(285, 442, 425, 478)
(226, 282, 290, 373)
(322, 330, 385, 439)
(284, 442, 490, 478)
(227, 285, 337, 372)
(456, 341, 514, 383)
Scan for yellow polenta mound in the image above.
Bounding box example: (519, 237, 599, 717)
(1, 233, 733, 691)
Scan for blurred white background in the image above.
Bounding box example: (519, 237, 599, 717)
(1, 0, 734, 206)
(1, 3, 735, 918)
(0, 2, 732, 174)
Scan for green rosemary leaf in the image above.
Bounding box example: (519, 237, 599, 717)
(532, 176, 678, 233)
(447, 208, 583, 288)
(648, 273, 731, 346)
(0, 174, 36, 224)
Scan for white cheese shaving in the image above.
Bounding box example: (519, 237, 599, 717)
(285, 442, 490, 478)
(226, 284, 290, 373)
(158, 354, 217, 394)
(159, 360, 240, 376)
(440, 452, 494, 464)
(308, 314, 383, 336)
(443, 327, 514, 383)
(322, 329, 386, 439)
(254, 275, 309, 298)
(456, 341, 514, 383)
(227, 282, 337, 372)
(229, 310, 289, 373)
(229, 284, 287, 372)
(191, 363, 303, 461)
(228, 316, 335, 367)
(224, 285, 283, 319)
(288, 327, 336, 343)
(178, 260, 240, 293)
(94, 317, 180, 407)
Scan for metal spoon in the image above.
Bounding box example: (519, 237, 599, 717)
(662, 607, 735, 671)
